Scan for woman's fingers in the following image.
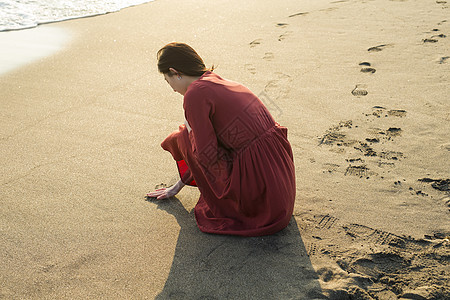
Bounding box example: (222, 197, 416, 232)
(147, 187, 171, 199)
(146, 189, 165, 197)
(157, 193, 167, 200)
(146, 184, 181, 199)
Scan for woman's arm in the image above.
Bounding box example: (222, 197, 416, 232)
(146, 179, 186, 200)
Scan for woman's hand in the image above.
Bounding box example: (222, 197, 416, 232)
(146, 180, 185, 200)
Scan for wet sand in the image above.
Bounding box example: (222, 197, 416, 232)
(0, 26, 71, 76)
(1, 0, 449, 298)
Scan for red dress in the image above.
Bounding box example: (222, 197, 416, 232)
(161, 71, 296, 236)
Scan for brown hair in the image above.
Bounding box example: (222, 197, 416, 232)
(157, 42, 214, 76)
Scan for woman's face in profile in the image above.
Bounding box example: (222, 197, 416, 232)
(164, 73, 183, 95)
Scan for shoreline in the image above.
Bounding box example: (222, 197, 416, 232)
(1, 0, 449, 298)
(0, 0, 155, 32)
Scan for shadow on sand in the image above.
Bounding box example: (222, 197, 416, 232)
(148, 197, 326, 299)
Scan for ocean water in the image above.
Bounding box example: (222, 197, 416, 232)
(0, 0, 154, 32)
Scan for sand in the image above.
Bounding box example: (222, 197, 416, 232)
(1, 0, 449, 299)
(0, 26, 71, 76)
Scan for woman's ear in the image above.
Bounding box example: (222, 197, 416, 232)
(168, 68, 179, 76)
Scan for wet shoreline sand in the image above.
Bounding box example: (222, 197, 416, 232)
(1, 0, 449, 298)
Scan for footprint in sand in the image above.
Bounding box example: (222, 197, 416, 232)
(368, 106, 387, 118)
(386, 127, 402, 137)
(298, 211, 450, 300)
(423, 33, 447, 43)
(418, 178, 450, 192)
(263, 52, 274, 61)
(354, 142, 377, 157)
(306, 242, 319, 256)
(263, 72, 292, 101)
(351, 84, 368, 96)
(276, 23, 289, 28)
(361, 67, 376, 73)
(379, 151, 404, 160)
(436, 0, 448, 8)
(244, 63, 256, 75)
(322, 163, 340, 174)
(387, 109, 407, 117)
(366, 127, 403, 141)
(288, 12, 309, 18)
(345, 164, 374, 178)
(249, 39, 262, 48)
(368, 44, 393, 52)
(359, 62, 376, 73)
(278, 31, 293, 41)
(366, 106, 407, 118)
(315, 214, 339, 229)
(343, 223, 406, 246)
(319, 120, 355, 146)
(259, 73, 291, 117)
(438, 56, 449, 64)
(319, 7, 339, 12)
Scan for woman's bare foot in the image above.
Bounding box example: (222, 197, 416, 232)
(146, 179, 185, 200)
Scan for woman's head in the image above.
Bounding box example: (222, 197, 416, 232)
(157, 42, 212, 77)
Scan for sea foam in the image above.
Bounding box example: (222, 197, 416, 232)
(0, 0, 154, 32)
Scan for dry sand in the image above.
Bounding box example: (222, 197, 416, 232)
(1, 0, 449, 299)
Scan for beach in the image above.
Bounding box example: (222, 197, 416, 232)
(1, 0, 449, 298)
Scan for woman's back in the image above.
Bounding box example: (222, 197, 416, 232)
(184, 72, 276, 151)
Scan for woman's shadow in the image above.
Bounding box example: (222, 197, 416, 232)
(147, 197, 326, 299)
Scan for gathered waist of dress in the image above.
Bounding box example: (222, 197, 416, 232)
(234, 123, 284, 155)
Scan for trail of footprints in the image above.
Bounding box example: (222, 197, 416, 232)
(247, 11, 301, 66)
(319, 106, 407, 179)
(298, 212, 450, 299)
(301, 213, 408, 252)
(423, 20, 448, 43)
(423, 20, 448, 64)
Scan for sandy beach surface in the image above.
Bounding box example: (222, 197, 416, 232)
(1, 0, 449, 299)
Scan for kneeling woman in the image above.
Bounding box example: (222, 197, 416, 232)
(147, 43, 296, 236)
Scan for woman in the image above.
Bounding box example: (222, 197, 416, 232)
(147, 42, 296, 236)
